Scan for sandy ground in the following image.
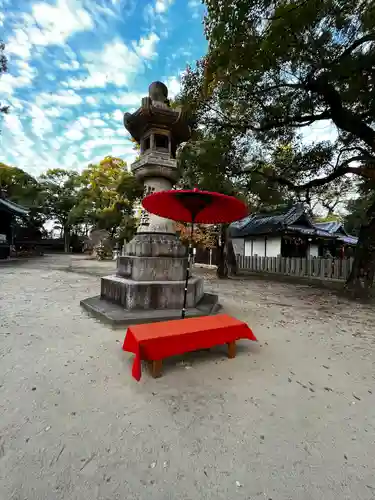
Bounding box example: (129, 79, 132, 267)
(1, 254, 375, 500)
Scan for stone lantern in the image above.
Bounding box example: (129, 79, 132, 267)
(81, 81, 219, 325)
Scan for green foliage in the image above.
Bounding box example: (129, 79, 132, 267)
(0, 162, 46, 233)
(1, 156, 141, 248)
(40, 168, 82, 229)
(177, 129, 244, 194)
(0, 42, 9, 115)
(0, 163, 41, 205)
(181, 0, 375, 191)
(75, 156, 142, 238)
(344, 180, 375, 235)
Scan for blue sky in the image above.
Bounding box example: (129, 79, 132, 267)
(0, 0, 207, 177)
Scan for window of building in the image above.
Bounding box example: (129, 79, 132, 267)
(154, 134, 169, 149)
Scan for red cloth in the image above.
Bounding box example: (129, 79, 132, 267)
(122, 314, 257, 381)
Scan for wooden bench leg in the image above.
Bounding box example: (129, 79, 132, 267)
(150, 359, 163, 378)
(227, 341, 236, 359)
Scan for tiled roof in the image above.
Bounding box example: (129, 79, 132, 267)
(230, 204, 358, 245)
(313, 221, 358, 244)
(314, 221, 347, 235)
(337, 235, 358, 245)
(0, 197, 29, 216)
(230, 203, 316, 237)
(286, 225, 332, 237)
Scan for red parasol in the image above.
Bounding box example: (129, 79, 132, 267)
(142, 188, 248, 319)
(142, 188, 248, 224)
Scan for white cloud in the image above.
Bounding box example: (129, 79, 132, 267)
(0, 114, 51, 176)
(81, 137, 135, 164)
(29, 104, 53, 139)
(6, 0, 93, 60)
(155, 0, 174, 14)
(92, 118, 106, 127)
(65, 129, 85, 141)
(134, 33, 159, 59)
(2, 114, 24, 137)
(58, 60, 80, 70)
(112, 109, 124, 122)
(50, 138, 62, 151)
(35, 89, 83, 107)
(145, 0, 174, 21)
(66, 34, 160, 90)
(188, 0, 201, 18)
(86, 96, 98, 105)
(44, 107, 65, 118)
(111, 92, 144, 107)
(164, 75, 181, 98)
(0, 60, 38, 96)
(82, 138, 131, 150)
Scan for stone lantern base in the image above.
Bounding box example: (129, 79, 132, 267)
(80, 233, 220, 327)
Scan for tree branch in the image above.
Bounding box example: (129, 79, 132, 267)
(306, 74, 375, 150)
(332, 34, 375, 65)
(263, 0, 311, 21)
(258, 111, 331, 130)
(248, 155, 375, 192)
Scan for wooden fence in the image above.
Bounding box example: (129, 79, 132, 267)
(236, 255, 354, 281)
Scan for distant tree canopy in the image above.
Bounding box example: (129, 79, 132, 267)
(1, 156, 142, 251)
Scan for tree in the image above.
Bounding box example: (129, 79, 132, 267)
(181, 0, 375, 295)
(76, 156, 142, 241)
(0, 42, 10, 116)
(177, 128, 251, 276)
(345, 180, 375, 236)
(39, 169, 82, 252)
(176, 123, 298, 276)
(0, 163, 46, 238)
(176, 222, 217, 249)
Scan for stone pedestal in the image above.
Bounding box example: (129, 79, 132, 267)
(80, 82, 219, 327)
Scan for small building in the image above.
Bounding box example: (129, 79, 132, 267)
(230, 204, 335, 259)
(0, 194, 29, 259)
(313, 221, 358, 258)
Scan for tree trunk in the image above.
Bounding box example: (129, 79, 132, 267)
(64, 228, 71, 253)
(227, 237, 238, 276)
(216, 224, 238, 278)
(345, 199, 375, 297)
(216, 225, 228, 278)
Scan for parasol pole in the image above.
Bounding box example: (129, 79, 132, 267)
(181, 219, 194, 319)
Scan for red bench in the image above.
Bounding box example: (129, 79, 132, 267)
(122, 314, 257, 380)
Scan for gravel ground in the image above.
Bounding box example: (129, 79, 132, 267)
(1, 254, 375, 500)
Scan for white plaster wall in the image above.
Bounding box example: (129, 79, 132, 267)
(232, 238, 244, 256)
(266, 237, 281, 257)
(244, 236, 281, 257)
(244, 239, 253, 257)
(252, 238, 266, 256)
(308, 244, 319, 258)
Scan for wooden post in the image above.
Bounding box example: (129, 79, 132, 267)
(150, 360, 163, 378)
(342, 258, 347, 280)
(307, 257, 312, 277)
(277, 256, 281, 273)
(227, 341, 236, 359)
(320, 258, 326, 279)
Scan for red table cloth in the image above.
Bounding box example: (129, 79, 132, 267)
(122, 314, 257, 381)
